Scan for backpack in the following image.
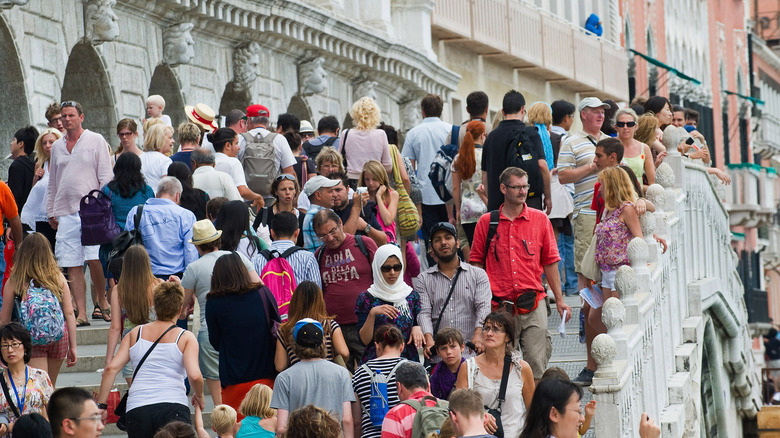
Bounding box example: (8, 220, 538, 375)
(315, 234, 370, 266)
(428, 125, 460, 202)
(303, 135, 337, 161)
(79, 189, 121, 246)
(400, 395, 450, 438)
(484, 210, 500, 261)
(19, 280, 65, 346)
(504, 126, 543, 199)
(241, 131, 279, 198)
(106, 205, 145, 280)
(360, 360, 407, 427)
(259, 246, 304, 322)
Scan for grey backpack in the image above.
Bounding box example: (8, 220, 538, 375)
(241, 131, 279, 198)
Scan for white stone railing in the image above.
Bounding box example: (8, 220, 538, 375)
(590, 155, 762, 437)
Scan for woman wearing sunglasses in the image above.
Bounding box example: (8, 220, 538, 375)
(615, 108, 655, 185)
(355, 244, 423, 364)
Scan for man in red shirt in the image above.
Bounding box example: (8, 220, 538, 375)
(470, 167, 571, 380)
(381, 361, 442, 438)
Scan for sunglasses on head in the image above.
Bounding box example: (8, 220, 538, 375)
(276, 174, 296, 182)
(616, 121, 636, 128)
(380, 264, 403, 273)
(61, 101, 79, 108)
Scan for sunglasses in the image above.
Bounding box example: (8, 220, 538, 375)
(276, 174, 295, 182)
(61, 101, 79, 108)
(615, 121, 636, 128)
(381, 264, 403, 273)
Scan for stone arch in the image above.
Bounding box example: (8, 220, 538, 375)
(286, 95, 313, 126)
(219, 82, 251, 118)
(148, 64, 186, 132)
(61, 41, 118, 147)
(0, 15, 30, 178)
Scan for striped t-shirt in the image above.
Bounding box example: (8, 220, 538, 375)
(352, 357, 406, 438)
(556, 130, 609, 216)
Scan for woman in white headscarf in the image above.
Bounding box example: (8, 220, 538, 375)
(355, 244, 423, 364)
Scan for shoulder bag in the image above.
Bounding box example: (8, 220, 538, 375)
(484, 355, 511, 438)
(424, 268, 462, 364)
(389, 144, 421, 239)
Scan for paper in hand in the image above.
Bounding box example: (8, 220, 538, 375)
(558, 310, 567, 339)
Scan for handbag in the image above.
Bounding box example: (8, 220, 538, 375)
(114, 324, 178, 430)
(79, 189, 121, 246)
(581, 233, 602, 282)
(389, 144, 421, 238)
(484, 355, 512, 438)
(106, 205, 145, 280)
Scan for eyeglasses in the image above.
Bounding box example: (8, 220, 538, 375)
(276, 174, 296, 182)
(316, 226, 340, 240)
(503, 184, 530, 191)
(117, 132, 135, 137)
(69, 415, 103, 422)
(0, 342, 22, 350)
(60, 101, 79, 108)
(381, 264, 403, 273)
(615, 121, 636, 128)
(482, 326, 505, 333)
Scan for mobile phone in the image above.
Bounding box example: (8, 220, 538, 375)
(685, 137, 695, 145)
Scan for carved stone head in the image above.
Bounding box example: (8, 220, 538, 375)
(354, 78, 378, 102)
(163, 23, 195, 67)
(85, 0, 119, 44)
(0, 0, 27, 9)
(401, 99, 421, 132)
(299, 57, 328, 95)
(233, 42, 261, 91)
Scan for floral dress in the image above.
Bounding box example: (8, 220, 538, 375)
(594, 202, 634, 272)
(453, 147, 487, 224)
(0, 367, 53, 424)
(355, 290, 421, 363)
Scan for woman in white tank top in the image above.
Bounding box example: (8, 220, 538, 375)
(97, 281, 204, 438)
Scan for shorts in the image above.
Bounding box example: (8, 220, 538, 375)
(55, 213, 99, 267)
(572, 213, 597, 273)
(601, 269, 617, 290)
(31, 327, 69, 360)
(198, 329, 220, 380)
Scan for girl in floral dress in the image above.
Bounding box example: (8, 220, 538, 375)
(452, 120, 488, 252)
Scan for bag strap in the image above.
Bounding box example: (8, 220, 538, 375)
(390, 145, 403, 187)
(323, 136, 338, 147)
(484, 210, 500, 261)
(131, 324, 178, 381)
(449, 125, 460, 147)
(280, 246, 303, 259)
(495, 354, 512, 413)
(252, 207, 270, 230)
(0, 371, 19, 418)
(260, 249, 274, 261)
(354, 234, 370, 261)
(340, 129, 350, 171)
(133, 204, 144, 231)
(432, 267, 463, 335)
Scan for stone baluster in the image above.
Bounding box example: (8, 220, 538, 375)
(645, 184, 667, 237)
(602, 297, 627, 356)
(627, 237, 650, 292)
(591, 331, 626, 438)
(639, 209, 658, 263)
(656, 162, 677, 213)
(615, 265, 639, 323)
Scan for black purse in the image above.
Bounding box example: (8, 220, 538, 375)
(485, 355, 511, 438)
(114, 324, 178, 431)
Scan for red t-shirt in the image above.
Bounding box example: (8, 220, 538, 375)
(0, 182, 18, 237)
(319, 234, 377, 324)
(470, 205, 560, 301)
(591, 182, 605, 224)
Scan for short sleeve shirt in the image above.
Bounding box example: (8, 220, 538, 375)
(214, 153, 247, 187)
(270, 360, 355, 419)
(556, 130, 609, 216)
(0, 182, 18, 237)
(319, 234, 377, 324)
(0, 367, 53, 423)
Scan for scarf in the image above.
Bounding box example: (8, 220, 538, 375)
(536, 122, 555, 171)
(367, 244, 413, 318)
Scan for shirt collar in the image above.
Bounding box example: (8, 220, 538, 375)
(499, 203, 530, 221)
(192, 166, 214, 174)
(430, 258, 468, 275)
(422, 117, 442, 123)
(146, 197, 176, 206)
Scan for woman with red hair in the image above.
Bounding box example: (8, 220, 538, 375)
(452, 120, 488, 251)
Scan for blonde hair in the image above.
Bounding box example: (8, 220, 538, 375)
(239, 384, 276, 419)
(613, 108, 638, 125)
(9, 233, 63, 302)
(492, 110, 504, 131)
(315, 146, 345, 173)
(34, 128, 62, 167)
(633, 113, 658, 144)
(599, 167, 637, 210)
(177, 122, 201, 145)
(350, 97, 382, 131)
(143, 118, 164, 135)
(527, 102, 552, 127)
(211, 404, 237, 436)
(146, 94, 166, 109)
(153, 282, 185, 321)
(144, 124, 173, 153)
(358, 160, 391, 205)
(117, 246, 157, 325)
(425, 417, 456, 438)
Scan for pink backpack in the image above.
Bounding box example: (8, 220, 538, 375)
(259, 247, 303, 322)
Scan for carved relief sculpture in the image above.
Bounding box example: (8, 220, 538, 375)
(400, 99, 421, 132)
(163, 23, 195, 67)
(353, 77, 378, 102)
(219, 42, 261, 116)
(85, 0, 119, 44)
(0, 0, 27, 9)
(299, 57, 328, 95)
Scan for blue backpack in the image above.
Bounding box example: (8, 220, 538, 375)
(19, 281, 65, 346)
(360, 360, 407, 427)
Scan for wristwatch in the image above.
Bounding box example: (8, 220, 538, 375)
(364, 224, 372, 234)
(97, 403, 108, 410)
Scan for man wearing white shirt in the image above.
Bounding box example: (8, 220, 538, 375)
(191, 148, 241, 201)
(212, 128, 264, 208)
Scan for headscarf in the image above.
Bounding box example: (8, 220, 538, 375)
(367, 244, 413, 318)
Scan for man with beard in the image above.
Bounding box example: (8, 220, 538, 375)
(327, 172, 387, 247)
(417, 222, 491, 361)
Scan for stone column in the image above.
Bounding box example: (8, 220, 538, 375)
(391, 0, 436, 60)
(360, 0, 393, 37)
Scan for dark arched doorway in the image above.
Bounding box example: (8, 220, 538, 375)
(61, 41, 117, 148)
(286, 95, 313, 125)
(149, 64, 186, 133)
(0, 15, 30, 179)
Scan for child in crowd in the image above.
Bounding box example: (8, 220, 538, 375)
(237, 383, 277, 438)
(541, 367, 596, 436)
(206, 196, 229, 223)
(429, 328, 466, 400)
(195, 403, 239, 438)
(146, 94, 172, 126)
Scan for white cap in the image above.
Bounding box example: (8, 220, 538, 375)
(303, 175, 340, 197)
(578, 97, 610, 113)
(300, 120, 315, 134)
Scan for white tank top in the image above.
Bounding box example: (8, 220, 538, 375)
(126, 326, 188, 412)
(466, 353, 527, 438)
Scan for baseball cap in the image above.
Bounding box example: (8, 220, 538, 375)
(246, 104, 270, 118)
(300, 120, 315, 134)
(293, 318, 323, 348)
(578, 97, 610, 113)
(302, 175, 340, 197)
(429, 222, 457, 243)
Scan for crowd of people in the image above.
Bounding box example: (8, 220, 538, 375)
(0, 88, 722, 437)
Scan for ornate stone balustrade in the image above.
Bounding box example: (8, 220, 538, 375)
(590, 155, 762, 437)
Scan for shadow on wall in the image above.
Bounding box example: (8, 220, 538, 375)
(0, 14, 30, 180)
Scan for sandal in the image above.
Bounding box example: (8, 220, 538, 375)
(101, 306, 111, 323)
(76, 318, 91, 327)
(91, 305, 102, 320)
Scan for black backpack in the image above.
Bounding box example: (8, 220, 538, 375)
(316, 234, 370, 266)
(106, 205, 145, 280)
(504, 126, 543, 198)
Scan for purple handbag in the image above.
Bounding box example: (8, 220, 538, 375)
(79, 189, 120, 246)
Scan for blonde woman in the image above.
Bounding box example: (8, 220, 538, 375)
(140, 124, 174, 193)
(22, 129, 62, 249)
(0, 233, 77, 386)
(237, 384, 277, 436)
(359, 160, 399, 241)
(340, 97, 392, 188)
(634, 113, 667, 168)
(614, 108, 655, 185)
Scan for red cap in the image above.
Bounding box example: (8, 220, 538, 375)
(246, 104, 270, 118)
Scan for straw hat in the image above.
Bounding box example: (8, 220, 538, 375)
(185, 103, 218, 132)
(189, 219, 222, 245)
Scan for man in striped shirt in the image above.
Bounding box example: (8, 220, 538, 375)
(380, 362, 438, 438)
(556, 97, 611, 292)
(252, 211, 322, 287)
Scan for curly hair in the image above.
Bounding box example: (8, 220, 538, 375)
(285, 405, 341, 438)
(350, 97, 382, 131)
